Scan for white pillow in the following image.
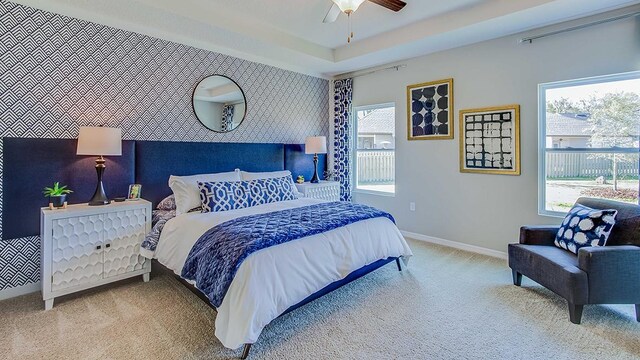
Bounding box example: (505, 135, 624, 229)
(169, 170, 241, 215)
(240, 170, 302, 198)
(240, 170, 292, 180)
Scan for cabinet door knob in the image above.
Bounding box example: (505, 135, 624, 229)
(105, 243, 111, 248)
(96, 245, 102, 250)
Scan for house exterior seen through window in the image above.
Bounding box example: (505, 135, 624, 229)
(354, 104, 395, 195)
(539, 72, 640, 216)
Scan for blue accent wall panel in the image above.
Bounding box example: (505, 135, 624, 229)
(2, 138, 136, 240)
(284, 144, 327, 181)
(136, 141, 285, 206)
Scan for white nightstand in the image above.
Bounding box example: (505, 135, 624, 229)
(40, 199, 152, 310)
(295, 181, 341, 201)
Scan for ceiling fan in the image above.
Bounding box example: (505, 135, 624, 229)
(323, 0, 407, 43)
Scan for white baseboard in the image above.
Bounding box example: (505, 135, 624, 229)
(0, 281, 40, 301)
(401, 230, 508, 260)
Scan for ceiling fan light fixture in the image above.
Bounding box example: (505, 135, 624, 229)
(332, 0, 366, 13)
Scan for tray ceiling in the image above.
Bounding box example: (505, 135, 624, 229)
(11, 0, 640, 77)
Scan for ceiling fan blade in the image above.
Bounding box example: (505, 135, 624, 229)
(368, 0, 407, 12)
(323, 3, 341, 23)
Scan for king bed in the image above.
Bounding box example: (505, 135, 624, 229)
(3, 138, 413, 359)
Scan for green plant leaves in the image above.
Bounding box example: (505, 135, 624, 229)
(43, 182, 73, 197)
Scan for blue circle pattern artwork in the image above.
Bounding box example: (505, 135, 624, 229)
(411, 83, 449, 136)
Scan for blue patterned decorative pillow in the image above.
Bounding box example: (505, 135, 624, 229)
(554, 204, 618, 254)
(198, 181, 251, 213)
(247, 176, 297, 206)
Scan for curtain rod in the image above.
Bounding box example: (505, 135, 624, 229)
(335, 64, 407, 80)
(520, 10, 640, 44)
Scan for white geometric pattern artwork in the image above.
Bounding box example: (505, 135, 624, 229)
(0, 2, 329, 291)
(459, 105, 521, 175)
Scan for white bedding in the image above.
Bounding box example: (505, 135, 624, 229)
(154, 198, 413, 349)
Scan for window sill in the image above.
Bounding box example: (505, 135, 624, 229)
(538, 209, 567, 218)
(354, 189, 396, 197)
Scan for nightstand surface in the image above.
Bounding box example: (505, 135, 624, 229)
(295, 181, 340, 201)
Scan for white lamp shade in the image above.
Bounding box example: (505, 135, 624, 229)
(76, 126, 122, 156)
(332, 0, 366, 12)
(305, 136, 327, 154)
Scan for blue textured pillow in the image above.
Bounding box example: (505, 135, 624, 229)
(198, 181, 251, 213)
(247, 176, 297, 206)
(554, 204, 618, 254)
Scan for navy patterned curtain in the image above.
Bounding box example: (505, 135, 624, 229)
(333, 78, 353, 202)
(221, 105, 235, 132)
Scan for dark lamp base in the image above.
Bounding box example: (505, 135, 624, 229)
(310, 153, 320, 183)
(88, 156, 110, 206)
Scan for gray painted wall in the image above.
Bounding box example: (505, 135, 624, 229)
(352, 13, 640, 253)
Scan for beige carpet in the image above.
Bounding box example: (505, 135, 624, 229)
(1, 239, 638, 360)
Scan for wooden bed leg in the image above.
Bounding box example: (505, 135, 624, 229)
(241, 344, 252, 359)
(395, 258, 402, 272)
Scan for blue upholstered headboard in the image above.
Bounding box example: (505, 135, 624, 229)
(2, 138, 326, 240)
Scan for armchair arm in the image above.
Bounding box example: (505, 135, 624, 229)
(519, 226, 559, 246)
(578, 245, 640, 304)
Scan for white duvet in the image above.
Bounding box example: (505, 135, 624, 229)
(153, 198, 413, 349)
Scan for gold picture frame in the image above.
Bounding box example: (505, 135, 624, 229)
(407, 78, 454, 140)
(459, 105, 521, 175)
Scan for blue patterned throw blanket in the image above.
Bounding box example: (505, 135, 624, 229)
(181, 201, 395, 307)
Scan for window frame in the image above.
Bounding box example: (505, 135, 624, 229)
(352, 102, 396, 197)
(538, 71, 640, 217)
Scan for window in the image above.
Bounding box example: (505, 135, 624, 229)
(353, 103, 395, 195)
(539, 71, 640, 216)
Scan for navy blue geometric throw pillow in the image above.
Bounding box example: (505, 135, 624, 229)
(198, 181, 251, 213)
(554, 204, 617, 255)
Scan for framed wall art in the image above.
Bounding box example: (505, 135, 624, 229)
(407, 78, 454, 140)
(459, 105, 520, 175)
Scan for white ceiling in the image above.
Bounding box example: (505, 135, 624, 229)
(13, 0, 640, 78)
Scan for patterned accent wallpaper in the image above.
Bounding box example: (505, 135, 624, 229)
(0, 2, 329, 291)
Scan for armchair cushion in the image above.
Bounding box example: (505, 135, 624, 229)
(578, 245, 640, 304)
(554, 203, 617, 254)
(508, 244, 588, 304)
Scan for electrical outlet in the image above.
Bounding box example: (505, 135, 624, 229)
(409, 202, 416, 211)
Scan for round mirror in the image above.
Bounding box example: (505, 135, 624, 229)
(192, 75, 247, 132)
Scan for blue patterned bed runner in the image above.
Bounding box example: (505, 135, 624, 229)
(181, 201, 395, 307)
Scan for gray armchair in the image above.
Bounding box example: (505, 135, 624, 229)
(508, 197, 640, 324)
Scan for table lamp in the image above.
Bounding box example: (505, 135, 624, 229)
(305, 136, 327, 183)
(77, 126, 122, 206)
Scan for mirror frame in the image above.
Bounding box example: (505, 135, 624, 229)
(191, 74, 248, 133)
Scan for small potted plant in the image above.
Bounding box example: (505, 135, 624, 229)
(43, 182, 73, 209)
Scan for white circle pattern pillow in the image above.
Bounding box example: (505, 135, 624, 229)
(554, 203, 618, 254)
